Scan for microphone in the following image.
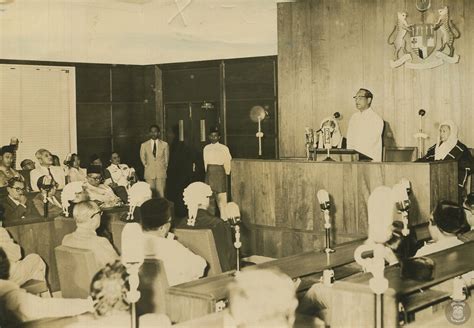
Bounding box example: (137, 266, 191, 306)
(392, 182, 410, 236)
(418, 109, 426, 117)
(121, 223, 144, 328)
(322, 127, 332, 150)
(317, 189, 330, 211)
(333, 112, 341, 119)
(225, 202, 242, 273)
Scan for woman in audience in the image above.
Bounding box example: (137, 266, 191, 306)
(177, 182, 236, 272)
(66, 260, 170, 327)
(0, 146, 23, 188)
(0, 247, 94, 326)
(61, 181, 89, 217)
(89, 154, 113, 186)
(32, 175, 63, 218)
(418, 120, 473, 200)
(64, 153, 87, 183)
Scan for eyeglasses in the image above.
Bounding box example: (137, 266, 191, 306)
(11, 186, 25, 192)
(353, 96, 368, 99)
(88, 176, 102, 181)
(90, 210, 103, 219)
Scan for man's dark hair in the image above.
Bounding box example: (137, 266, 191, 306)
(20, 159, 34, 169)
(139, 198, 171, 231)
(149, 124, 160, 132)
(0, 145, 15, 157)
(360, 88, 374, 101)
(0, 247, 11, 280)
(7, 176, 23, 188)
(433, 200, 470, 235)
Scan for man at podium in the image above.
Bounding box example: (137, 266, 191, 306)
(346, 88, 384, 161)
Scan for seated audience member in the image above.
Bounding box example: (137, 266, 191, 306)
(463, 193, 474, 229)
(140, 198, 206, 286)
(89, 154, 113, 186)
(124, 181, 152, 222)
(0, 225, 46, 286)
(1, 177, 40, 225)
(19, 159, 35, 171)
(64, 153, 87, 183)
(177, 182, 236, 272)
(32, 175, 63, 219)
(30, 149, 66, 191)
(66, 260, 170, 327)
(418, 120, 473, 200)
(62, 201, 118, 268)
(415, 200, 470, 257)
(0, 146, 23, 188)
(84, 165, 123, 208)
(61, 181, 89, 217)
(0, 247, 94, 326)
(106, 152, 137, 188)
(315, 117, 347, 149)
(299, 186, 404, 324)
(227, 270, 298, 328)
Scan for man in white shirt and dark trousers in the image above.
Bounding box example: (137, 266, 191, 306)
(203, 126, 232, 218)
(140, 198, 206, 286)
(346, 88, 384, 162)
(140, 125, 169, 198)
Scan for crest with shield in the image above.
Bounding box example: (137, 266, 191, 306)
(409, 23, 437, 60)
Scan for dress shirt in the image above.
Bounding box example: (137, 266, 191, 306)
(414, 237, 464, 257)
(203, 142, 232, 175)
(346, 108, 384, 161)
(30, 165, 66, 191)
(106, 164, 134, 187)
(62, 227, 118, 268)
(143, 233, 206, 286)
(8, 196, 25, 209)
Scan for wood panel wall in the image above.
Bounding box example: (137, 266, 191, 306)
(231, 159, 457, 257)
(278, 0, 474, 158)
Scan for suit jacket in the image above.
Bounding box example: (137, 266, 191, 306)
(140, 139, 169, 180)
(1, 196, 41, 225)
(32, 191, 63, 219)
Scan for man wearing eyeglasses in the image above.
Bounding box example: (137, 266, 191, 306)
(346, 88, 384, 162)
(1, 177, 40, 225)
(62, 201, 118, 269)
(83, 165, 123, 209)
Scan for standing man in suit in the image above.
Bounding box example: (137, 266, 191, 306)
(140, 125, 169, 198)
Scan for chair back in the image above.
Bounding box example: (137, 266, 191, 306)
(174, 228, 222, 276)
(137, 259, 169, 316)
(383, 147, 417, 162)
(54, 245, 99, 298)
(110, 220, 127, 253)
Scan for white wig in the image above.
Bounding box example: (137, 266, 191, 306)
(367, 186, 396, 244)
(126, 182, 152, 220)
(183, 182, 212, 226)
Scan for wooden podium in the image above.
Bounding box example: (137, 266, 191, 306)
(231, 159, 458, 257)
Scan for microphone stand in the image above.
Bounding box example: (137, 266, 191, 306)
(233, 224, 242, 273)
(414, 109, 428, 159)
(125, 263, 141, 328)
(322, 208, 335, 254)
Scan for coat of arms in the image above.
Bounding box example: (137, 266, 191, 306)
(388, 1, 460, 69)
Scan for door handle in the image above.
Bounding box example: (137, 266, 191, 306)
(178, 120, 184, 142)
(200, 120, 206, 142)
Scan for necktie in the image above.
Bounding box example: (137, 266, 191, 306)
(48, 167, 57, 184)
(153, 141, 157, 158)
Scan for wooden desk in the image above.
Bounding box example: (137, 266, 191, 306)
(331, 242, 474, 327)
(4, 207, 128, 292)
(166, 239, 365, 323)
(231, 159, 457, 257)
